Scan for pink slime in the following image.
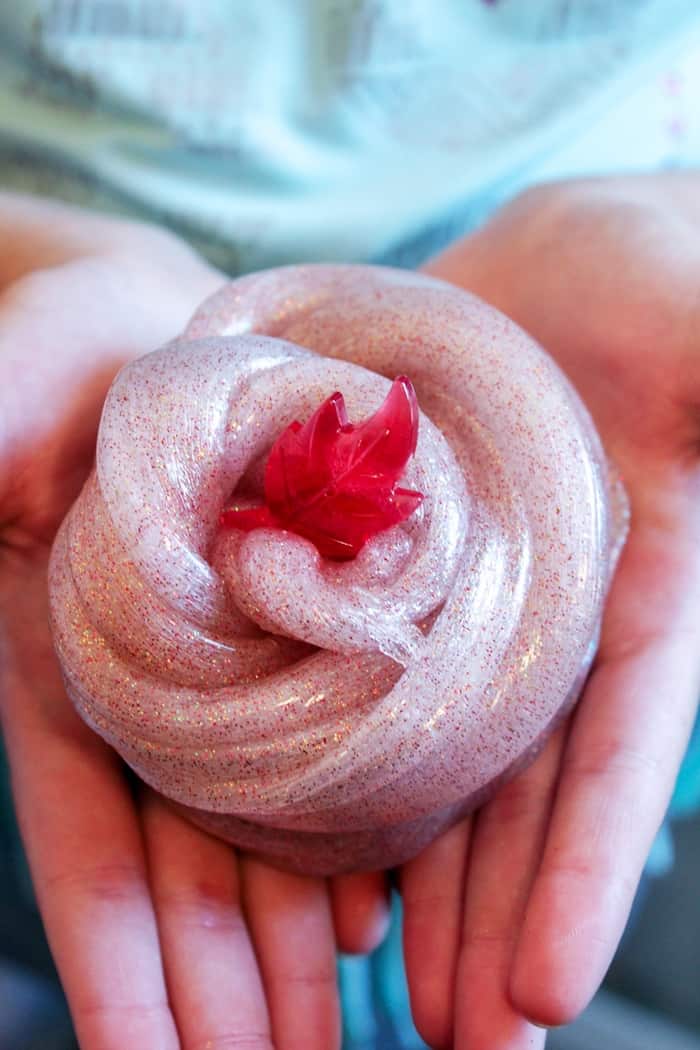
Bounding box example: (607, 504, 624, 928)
(48, 265, 628, 875)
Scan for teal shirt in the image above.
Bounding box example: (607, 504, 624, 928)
(2, 1, 700, 271)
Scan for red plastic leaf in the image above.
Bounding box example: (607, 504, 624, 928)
(221, 376, 424, 560)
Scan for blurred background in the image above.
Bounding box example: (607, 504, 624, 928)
(2, 737, 699, 1050)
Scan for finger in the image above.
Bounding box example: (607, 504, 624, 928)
(330, 870, 391, 954)
(0, 266, 184, 542)
(455, 726, 567, 1050)
(2, 687, 180, 1050)
(0, 191, 127, 287)
(240, 855, 341, 1050)
(0, 190, 219, 290)
(511, 526, 700, 1028)
(142, 792, 273, 1050)
(399, 815, 471, 1049)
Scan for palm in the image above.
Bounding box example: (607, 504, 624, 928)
(0, 206, 387, 1050)
(400, 176, 700, 1049)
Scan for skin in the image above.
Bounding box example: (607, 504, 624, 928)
(399, 173, 700, 1049)
(1, 175, 699, 1049)
(0, 193, 389, 1050)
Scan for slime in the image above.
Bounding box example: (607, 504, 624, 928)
(48, 265, 627, 875)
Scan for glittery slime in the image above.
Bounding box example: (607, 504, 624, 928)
(48, 265, 627, 875)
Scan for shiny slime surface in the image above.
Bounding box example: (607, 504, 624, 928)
(48, 265, 628, 875)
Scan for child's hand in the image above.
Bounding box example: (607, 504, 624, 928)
(0, 195, 388, 1050)
(401, 174, 700, 1049)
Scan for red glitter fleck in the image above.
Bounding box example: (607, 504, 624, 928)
(221, 376, 424, 559)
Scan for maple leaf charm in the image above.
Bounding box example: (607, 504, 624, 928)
(221, 376, 424, 559)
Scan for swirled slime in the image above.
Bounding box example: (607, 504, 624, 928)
(48, 265, 627, 875)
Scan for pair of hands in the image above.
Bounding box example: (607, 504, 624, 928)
(1, 177, 699, 1049)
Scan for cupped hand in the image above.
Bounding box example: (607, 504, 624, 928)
(400, 174, 700, 1048)
(0, 194, 389, 1050)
